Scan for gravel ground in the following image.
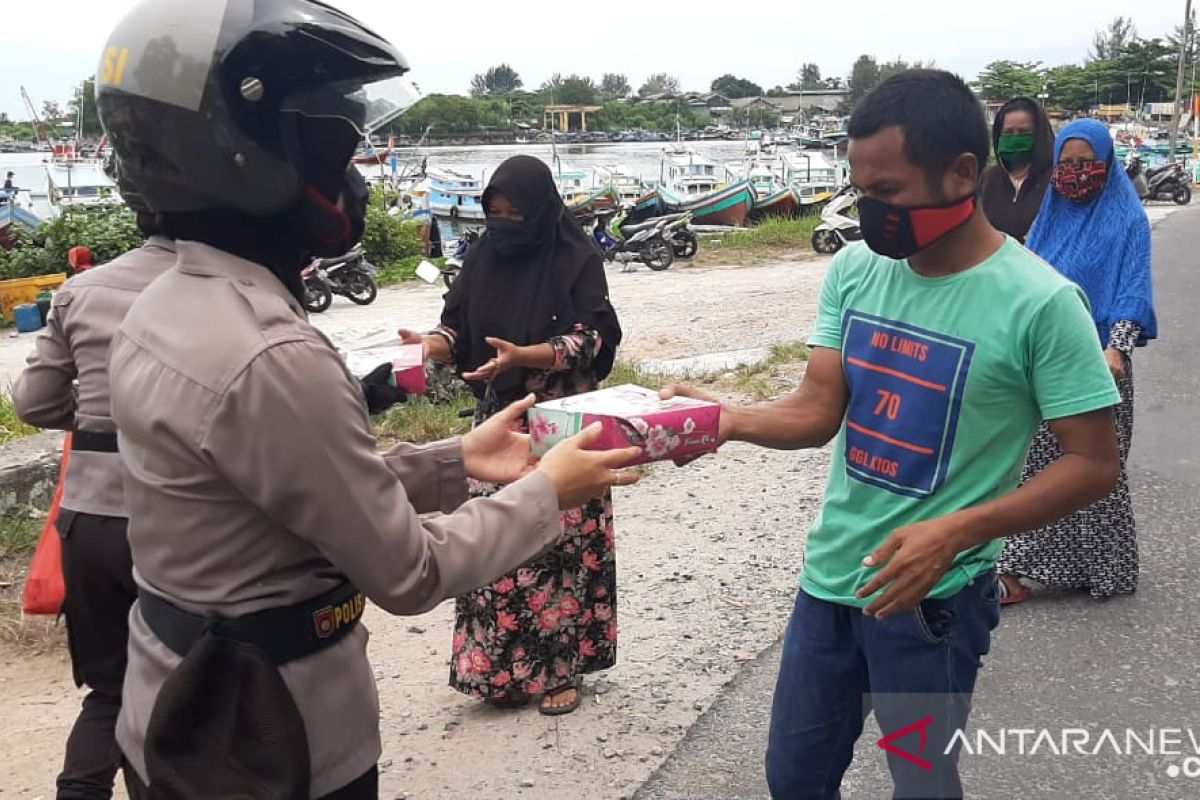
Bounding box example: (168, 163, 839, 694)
(0, 250, 833, 799)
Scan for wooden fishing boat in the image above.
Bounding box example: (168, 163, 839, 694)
(664, 180, 754, 227)
(0, 201, 46, 249)
(566, 186, 620, 217)
(750, 185, 799, 220)
(626, 188, 666, 223)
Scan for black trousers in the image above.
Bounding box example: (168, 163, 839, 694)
(55, 511, 136, 800)
(124, 765, 379, 799)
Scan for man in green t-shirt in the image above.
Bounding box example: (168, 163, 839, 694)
(666, 71, 1121, 799)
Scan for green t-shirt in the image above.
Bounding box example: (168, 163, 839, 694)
(802, 238, 1121, 607)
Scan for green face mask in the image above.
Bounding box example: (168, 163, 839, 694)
(998, 132, 1035, 167)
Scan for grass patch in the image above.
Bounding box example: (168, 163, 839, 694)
(712, 341, 810, 400)
(0, 515, 65, 651)
(604, 342, 810, 403)
(695, 217, 822, 266)
(0, 515, 43, 561)
(603, 361, 672, 389)
(0, 394, 38, 445)
(374, 394, 477, 445)
(377, 256, 446, 288)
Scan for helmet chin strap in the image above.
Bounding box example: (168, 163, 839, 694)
(300, 185, 352, 255)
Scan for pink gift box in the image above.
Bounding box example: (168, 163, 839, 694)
(528, 384, 721, 466)
(344, 344, 428, 395)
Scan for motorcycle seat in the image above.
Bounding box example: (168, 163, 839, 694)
(620, 219, 665, 235)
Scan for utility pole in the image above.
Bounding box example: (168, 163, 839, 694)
(1169, 0, 1193, 162)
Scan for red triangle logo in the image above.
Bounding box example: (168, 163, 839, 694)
(877, 715, 935, 772)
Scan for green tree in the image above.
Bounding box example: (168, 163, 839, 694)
(767, 85, 789, 98)
(599, 73, 632, 99)
(1043, 64, 1093, 111)
(69, 77, 103, 139)
(1091, 16, 1137, 62)
(557, 75, 598, 105)
(790, 63, 824, 91)
(469, 63, 522, 97)
(1112, 38, 1178, 103)
(594, 102, 707, 133)
(638, 73, 680, 97)
(729, 104, 780, 130)
(846, 55, 881, 107)
(710, 74, 764, 99)
(1170, 9, 1197, 58)
(42, 100, 64, 123)
(974, 60, 1045, 101)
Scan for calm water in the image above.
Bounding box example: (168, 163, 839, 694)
(2, 140, 799, 239)
(2, 140, 771, 195)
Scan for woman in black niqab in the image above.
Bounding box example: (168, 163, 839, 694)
(404, 155, 624, 716)
(437, 154, 621, 404)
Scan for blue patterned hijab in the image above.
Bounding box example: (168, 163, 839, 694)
(1027, 119, 1157, 345)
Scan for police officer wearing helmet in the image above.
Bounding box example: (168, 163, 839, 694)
(13, 208, 175, 800)
(96, 1, 639, 797)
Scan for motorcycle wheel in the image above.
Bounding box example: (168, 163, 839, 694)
(1173, 185, 1192, 206)
(346, 271, 379, 305)
(643, 237, 674, 271)
(812, 229, 844, 254)
(672, 231, 699, 259)
(303, 279, 333, 314)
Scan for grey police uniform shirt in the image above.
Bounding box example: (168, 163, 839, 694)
(13, 236, 178, 517)
(108, 240, 563, 795)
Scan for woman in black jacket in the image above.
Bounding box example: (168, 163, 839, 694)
(979, 97, 1055, 243)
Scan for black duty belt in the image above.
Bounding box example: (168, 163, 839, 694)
(138, 581, 366, 667)
(72, 430, 119, 453)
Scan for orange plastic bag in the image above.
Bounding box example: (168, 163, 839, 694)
(22, 433, 72, 616)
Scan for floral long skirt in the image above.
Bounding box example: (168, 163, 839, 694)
(998, 370, 1138, 598)
(449, 493, 618, 699)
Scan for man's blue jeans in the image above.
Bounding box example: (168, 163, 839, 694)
(765, 571, 1001, 800)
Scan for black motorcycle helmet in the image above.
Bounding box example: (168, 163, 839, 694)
(95, 0, 418, 216)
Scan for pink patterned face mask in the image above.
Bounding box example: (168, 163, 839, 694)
(1051, 160, 1108, 204)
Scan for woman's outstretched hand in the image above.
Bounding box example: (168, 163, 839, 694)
(462, 337, 520, 382)
(461, 394, 538, 484)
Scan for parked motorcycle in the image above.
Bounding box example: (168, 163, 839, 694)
(811, 187, 862, 254)
(440, 229, 479, 287)
(301, 264, 333, 314)
(1126, 154, 1192, 205)
(661, 213, 699, 259)
(593, 209, 674, 271)
(301, 244, 378, 313)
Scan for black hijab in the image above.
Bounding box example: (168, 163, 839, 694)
(440, 155, 622, 400)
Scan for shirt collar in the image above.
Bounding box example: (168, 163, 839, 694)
(173, 239, 305, 317)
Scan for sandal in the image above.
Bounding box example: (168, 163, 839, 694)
(998, 575, 1032, 606)
(538, 679, 582, 717)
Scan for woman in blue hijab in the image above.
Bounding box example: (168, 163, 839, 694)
(998, 118, 1157, 604)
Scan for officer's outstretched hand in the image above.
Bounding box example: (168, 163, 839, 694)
(462, 394, 538, 484)
(361, 363, 407, 416)
(538, 423, 642, 510)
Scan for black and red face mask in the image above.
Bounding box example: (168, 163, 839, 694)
(1050, 160, 1108, 204)
(857, 194, 977, 261)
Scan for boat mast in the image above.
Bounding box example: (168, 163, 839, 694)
(20, 86, 52, 151)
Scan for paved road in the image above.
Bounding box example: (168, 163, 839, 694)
(636, 205, 1200, 800)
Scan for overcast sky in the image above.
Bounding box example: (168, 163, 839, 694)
(0, 0, 1186, 121)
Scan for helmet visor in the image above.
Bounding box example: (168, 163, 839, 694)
(282, 75, 422, 135)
